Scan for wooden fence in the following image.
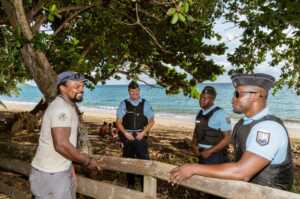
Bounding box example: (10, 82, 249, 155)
(0, 156, 300, 199)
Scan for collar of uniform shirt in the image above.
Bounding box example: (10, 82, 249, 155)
(243, 107, 269, 125)
(127, 98, 142, 106)
(200, 104, 217, 115)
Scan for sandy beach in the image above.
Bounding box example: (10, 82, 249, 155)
(0, 100, 300, 198)
(1, 100, 300, 140)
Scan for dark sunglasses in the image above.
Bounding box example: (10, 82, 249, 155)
(234, 91, 258, 98)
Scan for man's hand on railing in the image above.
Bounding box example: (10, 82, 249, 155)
(169, 164, 197, 185)
(85, 158, 102, 171)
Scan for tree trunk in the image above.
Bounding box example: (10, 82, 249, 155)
(2, 0, 58, 103)
(20, 45, 57, 102)
(0, 1, 58, 133)
(30, 98, 48, 114)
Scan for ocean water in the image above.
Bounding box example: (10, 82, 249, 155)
(1, 83, 300, 121)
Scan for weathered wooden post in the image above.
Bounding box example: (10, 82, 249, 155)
(143, 175, 157, 198)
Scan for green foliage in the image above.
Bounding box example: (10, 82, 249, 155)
(0, 26, 29, 96)
(224, 0, 300, 94)
(47, 4, 61, 22)
(167, 0, 194, 24)
(32, 32, 51, 50)
(1, 0, 225, 98)
(4, 0, 300, 98)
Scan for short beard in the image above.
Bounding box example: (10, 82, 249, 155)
(73, 93, 83, 103)
(233, 108, 242, 114)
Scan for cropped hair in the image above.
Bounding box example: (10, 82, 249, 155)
(57, 81, 67, 95)
(128, 81, 139, 90)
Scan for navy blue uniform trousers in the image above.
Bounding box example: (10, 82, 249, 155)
(122, 137, 149, 188)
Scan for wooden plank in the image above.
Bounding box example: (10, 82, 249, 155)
(0, 176, 31, 199)
(0, 158, 155, 199)
(92, 155, 156, 176)
(0, 158, 30, 176)
(143, 176, 157, 198)
(295, 159, 300, 167)
(92, 155, 300, 199)
(1, 155, 300, 199)
(0, 142, 36, 162)
(0, 181, 31, 199)
(77, 176, 154, 199)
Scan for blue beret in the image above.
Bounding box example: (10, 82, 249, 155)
(231, 73, 275, 91)
(57, 71, 86, 86)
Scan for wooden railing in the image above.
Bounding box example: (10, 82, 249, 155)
(0, 156, 300, 199)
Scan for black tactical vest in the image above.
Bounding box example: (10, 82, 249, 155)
(233, 115, 293, 190)
(122, 99, 148, 131)
(195, 106, 224, 146)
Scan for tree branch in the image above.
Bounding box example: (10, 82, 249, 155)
(149, 0, 172, 6)
(29, 0, 51, 20)
(118, 3, 172, 54)
(54, 5, 95, 35)
(0, 19, 8, 26)
(13, 0, 33, 40)
(82, 43, 95, 57)
(138, 8, 162, 21)
(32, 14, 45, 33)
(137, 77, 157, 87)
(32, 4, 96, 33)
(116, 69, 158, 88)
(57, 5, 95, 13)
(1, 0, 17, 28)
(135, 3, 172, 54)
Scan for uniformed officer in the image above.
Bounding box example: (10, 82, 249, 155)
(116, 81, 155, 189)
(169, 73, 293, 191)
(192, 86, 231, 164)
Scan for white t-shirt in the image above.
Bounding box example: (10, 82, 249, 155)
(31, 96, 79, 172)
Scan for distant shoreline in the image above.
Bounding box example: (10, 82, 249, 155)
(1, 100, 300, 140)
(1, 99, 300, 123)
(2, 83, 300, 122)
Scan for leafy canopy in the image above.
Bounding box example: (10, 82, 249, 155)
(0, 0, 226, 98)
(224, 0, 300, 94)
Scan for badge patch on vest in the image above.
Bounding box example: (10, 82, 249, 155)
(256, 131, 270, 146)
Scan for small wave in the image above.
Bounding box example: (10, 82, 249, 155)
(95, 105, 117, 110)
(156, 112, 194, 123)
(1, 100, 37, 106)
(79, 105, 117, 113)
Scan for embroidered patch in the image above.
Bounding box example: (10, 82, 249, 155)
(58, 113, 67, 121)
(256, 131, 270, 146)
